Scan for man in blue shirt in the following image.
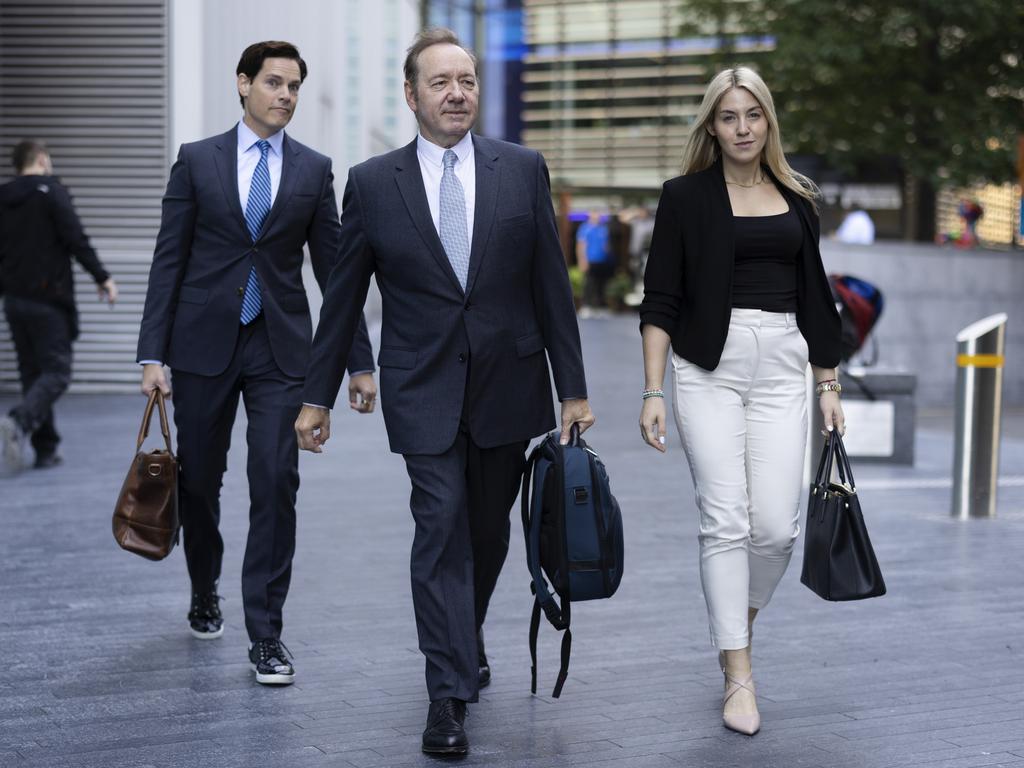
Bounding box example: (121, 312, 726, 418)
(575, 211, 614, 310)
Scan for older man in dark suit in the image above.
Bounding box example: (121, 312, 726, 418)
(295, 28, 594, 756)
(137, 41, 375, 685)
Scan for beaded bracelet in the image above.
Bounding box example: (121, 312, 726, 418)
(642, 388, 664, 400)
(815, 381, 842, 396)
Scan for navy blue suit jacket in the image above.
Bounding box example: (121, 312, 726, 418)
(137, 126, 373, 378)
(303, 135, 587, 455)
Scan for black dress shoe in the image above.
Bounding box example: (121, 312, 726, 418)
(422, 698, 468, 756)
(477, 627, 491, 688)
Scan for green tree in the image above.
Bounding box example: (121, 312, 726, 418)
(682, 0, 1023, 240)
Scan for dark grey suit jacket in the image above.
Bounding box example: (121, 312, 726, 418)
(137, 126, 373, 378)
(303, 135, 587, 455)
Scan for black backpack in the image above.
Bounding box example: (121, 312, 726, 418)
(521, 427, 624, 697)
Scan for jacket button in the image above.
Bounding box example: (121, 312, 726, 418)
(464, 301, 471, 311)
(458, 353, 466, 363)
(237, 287, 245, 296)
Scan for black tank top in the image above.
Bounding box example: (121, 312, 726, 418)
(731, 206, 802, 312)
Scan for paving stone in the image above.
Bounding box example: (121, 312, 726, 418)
(1, 315, 1022, 766)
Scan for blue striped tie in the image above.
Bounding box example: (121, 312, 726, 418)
(439, 149, 470, 290)
(241, 139, 271, 324)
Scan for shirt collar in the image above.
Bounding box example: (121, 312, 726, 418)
(237, 120, 285, 156)
(416, 131, 474, 168)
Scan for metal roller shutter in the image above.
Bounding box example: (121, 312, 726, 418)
(0, 0, 168, 393)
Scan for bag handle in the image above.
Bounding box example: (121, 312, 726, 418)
(568, 422, 581, 447)
(814, 430, 839, 488)
(136, 390, 173, 455)
(832, 431, 857, 490)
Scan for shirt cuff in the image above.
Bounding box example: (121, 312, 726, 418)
(303, 403, 330, 410)
(139, 360, 163, 366)
(348, 369, 373, 377)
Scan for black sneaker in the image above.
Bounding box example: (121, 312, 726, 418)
(249, 638, 295, 685)
(188, 590, 224, 639)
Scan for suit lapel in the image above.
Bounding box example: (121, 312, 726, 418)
(465, 137, 499, 297)
(257, 132, 300, 240)
(393, 139, 465, 294)
(213, 127, 249, 239)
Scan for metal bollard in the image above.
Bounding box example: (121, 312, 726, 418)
(952, 313, 1008, 519)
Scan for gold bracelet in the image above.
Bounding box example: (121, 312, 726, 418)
(815, 381, 842, 396)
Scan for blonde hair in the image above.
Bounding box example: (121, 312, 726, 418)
(681, 67, 818, 205)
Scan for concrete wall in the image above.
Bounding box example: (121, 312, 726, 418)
(820, 241, 1022, 407)
(170, 0, 419, 169)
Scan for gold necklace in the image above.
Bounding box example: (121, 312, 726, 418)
(725, 173, 765, 188)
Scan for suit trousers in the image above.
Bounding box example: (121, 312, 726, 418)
(403, 427, 526, 702)
(3, 296, 71, 457)
(171, 316, 302, 641)
(671, 308, 808, 650)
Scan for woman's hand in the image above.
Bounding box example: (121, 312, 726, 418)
(819, 391, 846, 436)
(640, 396, 668, 452)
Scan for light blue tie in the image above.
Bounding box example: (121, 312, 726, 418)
(439, 149, 470, 290)
(241, 139, 271, 324)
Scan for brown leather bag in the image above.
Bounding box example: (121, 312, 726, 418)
(112, 390, 180, 560)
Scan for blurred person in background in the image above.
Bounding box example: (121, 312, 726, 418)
(575, 211, 614, 313)
(835, 203, 875, 245)
(0, 139, 117, 475)
(637, 67, 845, 736)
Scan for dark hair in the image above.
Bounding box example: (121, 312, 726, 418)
(236, 41, 308, 108)
(403, 27, 477, 88)
(11, 139, 48, 172)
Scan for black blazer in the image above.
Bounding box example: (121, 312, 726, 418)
(303, 135, 587, 455)
(137, 127, 374, 378)
(0, 175, 110, 338)
(640, 159, 841, 370)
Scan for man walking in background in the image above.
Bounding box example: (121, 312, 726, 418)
(295, 28, 593, 755)
(137, 41, 376, 685)
(0, 139, 117, 475)
(576, 210, 614, 314)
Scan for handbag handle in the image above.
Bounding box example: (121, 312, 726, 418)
(831, 431, 857, 490)
(814, 430, 838, 487)
(136, 390, 174, 455)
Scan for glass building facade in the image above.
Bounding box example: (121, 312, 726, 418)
(521, 0, 770, 193)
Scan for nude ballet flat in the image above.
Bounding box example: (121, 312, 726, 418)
(722, 673, 761, 736)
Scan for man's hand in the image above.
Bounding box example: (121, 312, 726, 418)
(348, 372, 377, 414)
(98, 278, 118, 304)
(141, 363, 171, 396)
(295, 405, 331, 453)
(560, 398, 595, 445)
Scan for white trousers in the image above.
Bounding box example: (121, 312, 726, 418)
(672, 309, 808, 650)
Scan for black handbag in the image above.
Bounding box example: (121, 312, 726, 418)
(800, 431, 886, 601)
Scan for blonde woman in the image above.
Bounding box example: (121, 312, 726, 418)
(638, 68, 845, 735)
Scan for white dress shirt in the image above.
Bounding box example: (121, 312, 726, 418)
(237, 120, 284, 209)
(416, 131, 475, 251)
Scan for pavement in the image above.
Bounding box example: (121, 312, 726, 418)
(1, 314, 1023, 768)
